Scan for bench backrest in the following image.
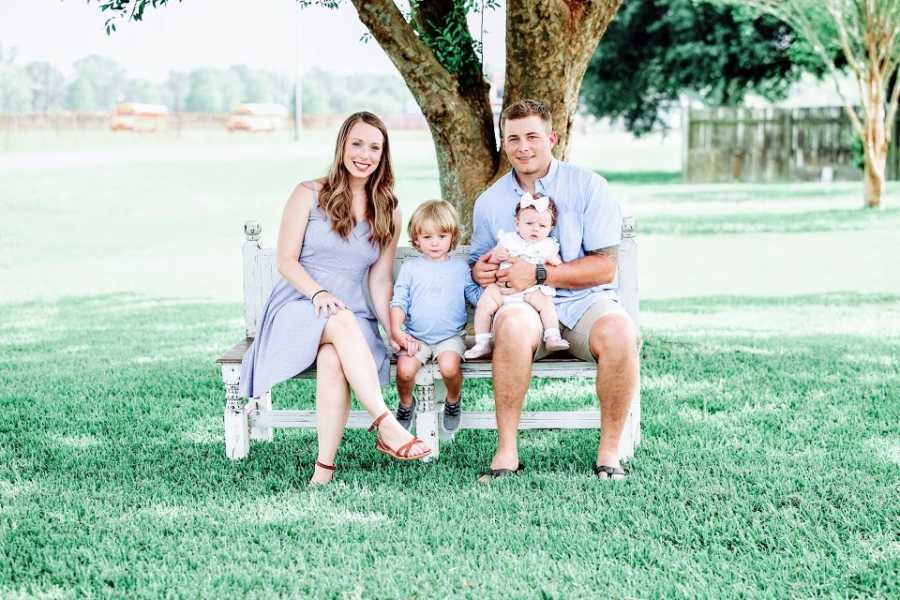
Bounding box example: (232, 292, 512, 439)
(239, 218, 638, 339)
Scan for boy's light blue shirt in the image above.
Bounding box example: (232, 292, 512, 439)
(468, 158, 623, 329)
(391, 256, 480, 345)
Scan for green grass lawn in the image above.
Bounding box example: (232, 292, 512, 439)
(1, 293, 897, 598)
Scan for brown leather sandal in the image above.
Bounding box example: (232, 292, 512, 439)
(368, 410, 432, 461)
(315, 460, 335, 472)
(309, 460, 336, 486)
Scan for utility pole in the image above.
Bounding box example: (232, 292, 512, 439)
(293, 6, 302, 142)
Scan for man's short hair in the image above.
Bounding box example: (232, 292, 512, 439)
(501, 99, 553, 135)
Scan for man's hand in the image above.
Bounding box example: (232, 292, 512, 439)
(472, 253, 500, 287)
(496, 257, 537, 292)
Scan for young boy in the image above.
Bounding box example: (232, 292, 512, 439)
(389, 200, 481, 433)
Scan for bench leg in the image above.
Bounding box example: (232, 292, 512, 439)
(250, 391, 273, 442)
(222, 364, 250, 460)
(414, 365, 439, 462)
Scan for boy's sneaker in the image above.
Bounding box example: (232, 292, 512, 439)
(544, 334, 570, 353)
(395, 400, 416, 431)
(463, 341, 492, 360)
(443, 400, 462, 434)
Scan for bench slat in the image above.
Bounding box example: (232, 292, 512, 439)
(217, 339, 597, 379)
(252, 409, 601, 430)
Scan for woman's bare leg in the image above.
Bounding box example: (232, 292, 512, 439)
(311, 343, 349, 484)
(320, 310, 428, 455)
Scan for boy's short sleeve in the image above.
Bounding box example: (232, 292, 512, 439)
(390, 263, 412, 313)
(582, 174, 622, 252)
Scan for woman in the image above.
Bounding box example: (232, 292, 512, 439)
(239, 112, 431, 484)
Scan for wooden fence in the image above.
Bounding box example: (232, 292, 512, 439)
(682, 106, 900, 182)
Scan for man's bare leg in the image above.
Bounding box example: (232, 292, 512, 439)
(589, 313, 639, 472)
(489, 304, 542, 470)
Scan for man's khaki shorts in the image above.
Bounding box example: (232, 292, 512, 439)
(493, 296, 630, 363)
(410, 333, 466, 365)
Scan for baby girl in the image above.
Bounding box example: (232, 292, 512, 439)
(464, 192, 570, 359)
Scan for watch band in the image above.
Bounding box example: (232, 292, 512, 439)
(535, 264, 547, 285)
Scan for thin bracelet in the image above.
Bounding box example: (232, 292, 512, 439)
(311, 289, 328, 302)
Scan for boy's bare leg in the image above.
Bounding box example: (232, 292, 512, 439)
(436, 351, 462, 403)
(395, 353, 421, 408)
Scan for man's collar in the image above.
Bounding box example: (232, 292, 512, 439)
(508, 158, 560, 196)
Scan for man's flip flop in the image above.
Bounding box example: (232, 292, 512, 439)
(477, 464, 525, 484)
(593, 464, 627, 480)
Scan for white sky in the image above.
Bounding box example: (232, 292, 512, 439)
(0, 0, 507, 80)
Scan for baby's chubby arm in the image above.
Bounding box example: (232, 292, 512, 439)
(488, 242, 510, 264)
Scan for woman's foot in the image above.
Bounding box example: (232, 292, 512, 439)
(309, 460, 335, 486)
(369, 411, 431, 460)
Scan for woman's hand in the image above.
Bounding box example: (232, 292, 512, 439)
(312, 291, 346, 317)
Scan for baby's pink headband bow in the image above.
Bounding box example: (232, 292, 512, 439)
(519, 192, 550, 213)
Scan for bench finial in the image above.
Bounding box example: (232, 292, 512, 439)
(244, 221, 262, 241)
(622, 216, 636, 238)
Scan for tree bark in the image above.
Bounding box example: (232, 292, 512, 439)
(353, 0, 622, 233)
(504, 1, 623, 164)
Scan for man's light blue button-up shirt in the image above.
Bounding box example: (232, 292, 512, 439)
(468, 158, 623, 329)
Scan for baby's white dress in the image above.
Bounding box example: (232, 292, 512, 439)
(497, 230, 560, 302)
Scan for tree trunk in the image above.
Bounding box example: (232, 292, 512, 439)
(353, 0, 622, 234)
(863, 144, 886, 209)
(504, 1, 623, 162)
(862, 67, 887, 209)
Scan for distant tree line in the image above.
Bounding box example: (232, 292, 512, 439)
(0, 46, 417, 115)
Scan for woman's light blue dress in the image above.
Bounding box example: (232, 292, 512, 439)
(239, 192, 389, 398)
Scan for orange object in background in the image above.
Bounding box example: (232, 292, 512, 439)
(110, 103, 169, 132)
(226, 103, 289, 132)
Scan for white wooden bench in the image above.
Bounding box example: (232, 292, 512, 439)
(217, 218, 640, 462)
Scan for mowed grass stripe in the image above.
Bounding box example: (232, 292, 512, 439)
(1, 293, 898, 598)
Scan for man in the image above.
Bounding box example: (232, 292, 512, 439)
(470, 99, 638, 481)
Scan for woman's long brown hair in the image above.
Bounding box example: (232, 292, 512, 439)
(318, 112, 398, 249)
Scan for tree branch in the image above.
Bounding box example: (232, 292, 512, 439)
(349, 0, 458, 112)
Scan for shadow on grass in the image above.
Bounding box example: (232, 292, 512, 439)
(1, 292, 898, 597)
